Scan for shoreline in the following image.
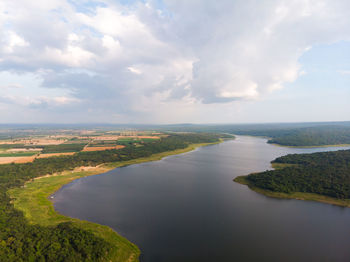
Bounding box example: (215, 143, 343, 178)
(234, 175, 350, 208)
(8, 141, 222, 262)
(233, 141, 350, 207)
(268, 143, 350, 148)
(232, 135, 350, 148)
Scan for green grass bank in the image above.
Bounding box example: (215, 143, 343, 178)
(234, 175, 350, 208)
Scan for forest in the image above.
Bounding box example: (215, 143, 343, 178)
(245, 149, 350, 199)
(266, 126, 350, 146)
(153, 122, 350, 147)
(0, 133, 224, 261)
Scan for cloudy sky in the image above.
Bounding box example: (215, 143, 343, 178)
(0, 0, 349, 124)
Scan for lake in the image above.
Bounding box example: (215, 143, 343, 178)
(54, 136, 350, 262)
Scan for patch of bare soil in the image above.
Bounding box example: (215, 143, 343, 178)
(7, 148, 42, 152)
(37, 152, 76, 158)
(0, 156, 37, 164)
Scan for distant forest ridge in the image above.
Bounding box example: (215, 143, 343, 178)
(266, 126, 350, 146)
(153, 122, 350, 146)
(159, 122, 350, 146)
(1, 121, 350, 146)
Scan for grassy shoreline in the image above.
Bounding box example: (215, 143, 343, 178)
(233, 135, 350, 148)
(234, 175, 350, 208)
(8, 141, 220, 262)
(235, 139, 350, 207)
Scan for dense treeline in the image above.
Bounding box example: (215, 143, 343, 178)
(152, 123, 350, 147)
(246, 150, 350, 199)
(267, 126, 350, 146)
(0, 133, 223, 261)
(153, 122, 350, 134)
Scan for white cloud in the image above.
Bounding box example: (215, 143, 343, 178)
(3, 31, 29, 53)
(128, 67, 142, 75)
(163, 0, 350, 104)
(338, 70, 350, 75)
(0, 0, 349, 123)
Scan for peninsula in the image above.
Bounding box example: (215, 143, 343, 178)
(234, 149, 350, 207)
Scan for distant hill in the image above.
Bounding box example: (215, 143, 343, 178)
(267, 126, 350, 146)
(1, 121, 350, 147)
(154, 122, 350, 147)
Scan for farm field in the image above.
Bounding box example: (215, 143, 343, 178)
(0, 128, 163, 164)
(37, 152, 76, 158)
(0, 156, 37, 164)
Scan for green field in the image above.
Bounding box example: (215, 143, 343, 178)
(87, 144, 118, 147)
(8, 141, 220, 262)
(88, 140, 118, 147)
(41, 143, 87, 153)
(140, 138, 159, 142)
(0, 152, 38, 157)
(0, 144, 26, 150)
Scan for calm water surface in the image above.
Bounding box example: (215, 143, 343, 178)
(54, 136, 350, 262)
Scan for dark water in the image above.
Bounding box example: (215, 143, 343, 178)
(54, 136, 350, 262)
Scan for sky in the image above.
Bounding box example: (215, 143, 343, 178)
(0, 0, 349, 124)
